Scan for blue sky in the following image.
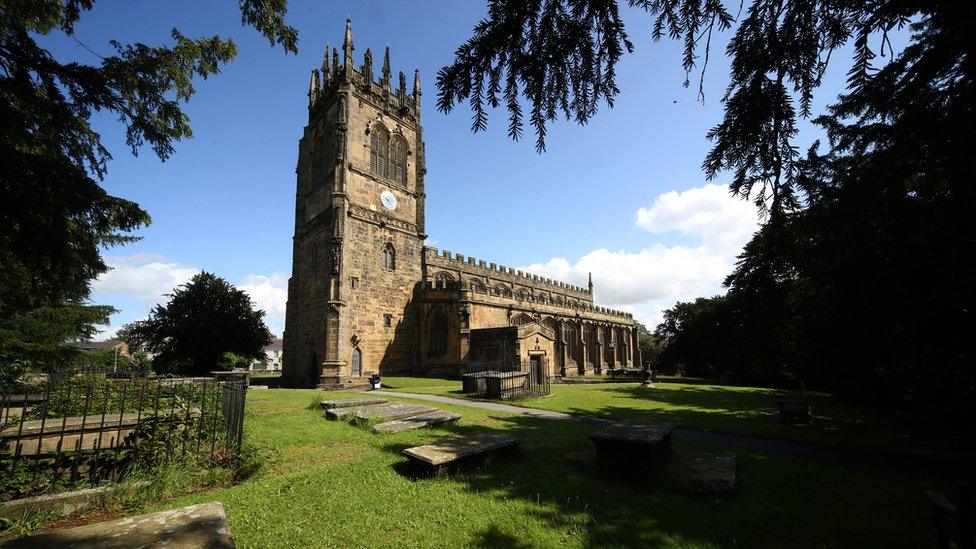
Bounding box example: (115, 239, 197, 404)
(43, 1, 888, 337)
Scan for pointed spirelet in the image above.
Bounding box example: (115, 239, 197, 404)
(322, 45, 331, 83)
(361, 48, 374, 81)
(343, 18, 354, 74)
(381, 46, 392, 89)
(308, 69, 320, 105)
(398, 71, 406, 93)
(413, 69, 422, 97)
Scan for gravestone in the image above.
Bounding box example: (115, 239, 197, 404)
(0, 501, 234, 548)
(402, 434, 519, 472)
(320, 397, 387, 410)
(588, 420, 676, 484)
(372, 410, 461, 433)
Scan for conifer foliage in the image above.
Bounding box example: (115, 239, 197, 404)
(444, 2, 975, 414)
(0, 1, 296, 368)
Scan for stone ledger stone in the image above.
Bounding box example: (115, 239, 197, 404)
(372, 410, 461, 433)
(402, 434, 519, 467)
(321, 397, 387, 410)
(0, 501, 234, 548)
(352, 402, 434, 422)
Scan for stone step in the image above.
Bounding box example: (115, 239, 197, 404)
(352, 402, 435, 423)
(320, 397, 387, 410)
(372, 410, 462, 433)
(403, 434, 520, 468)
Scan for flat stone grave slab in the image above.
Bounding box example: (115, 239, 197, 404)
(402, 434, 519, 471)
(372, 410, 461, 433)
(0, 501, 234, 548)
(660, 452, 736, 493)
(352, 402, 435, 423)
(325, 402, 390, 420)
(321, 397, 387, 410)
(588, 420, 677, 483)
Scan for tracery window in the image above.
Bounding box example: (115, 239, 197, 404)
(470, 280, 487, 294)
(382, 242, 396, 270)
(370, 125, 389, 178)
(369, 124, 409, 187)
(495, 284, 512, 298)
(434, 272, 454, 287)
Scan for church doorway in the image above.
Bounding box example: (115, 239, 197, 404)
(351, 348, 362, 377)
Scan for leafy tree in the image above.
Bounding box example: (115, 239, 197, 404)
(121, 272, 272, 375)
(446, 2, 976, 418)
(0, 1, 296, 368)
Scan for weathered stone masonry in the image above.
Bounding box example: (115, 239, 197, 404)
(282, 21, 638, 388)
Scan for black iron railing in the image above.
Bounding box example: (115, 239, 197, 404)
(462, 359, 551, 399)
(0, 370, 249, 501)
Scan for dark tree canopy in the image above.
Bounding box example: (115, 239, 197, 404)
(447, 2, 976, 418)
(438, 0, 914, 214)
(0, 1, 296, 367)
(121, 272, 273, 375)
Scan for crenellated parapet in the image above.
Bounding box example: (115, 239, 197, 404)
(307, 19, 420, 124)
(422, 246, 633, 320)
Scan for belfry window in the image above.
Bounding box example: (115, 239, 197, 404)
(390, 136, 407, 186)
(370, 125, 389, 178)
(382, 243, 396, 270)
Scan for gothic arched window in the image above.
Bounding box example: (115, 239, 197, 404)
(382, 242, 396, 270)
(434, 271, 453, 288)
(427, 308, 448, 357)
(390, 135, 408, 186)
(495, 284, 512, 298)
(470, 280, 486, 294)
(370, 125, 389, 178)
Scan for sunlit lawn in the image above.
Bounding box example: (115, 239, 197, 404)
(147, 388, 939, 548)
(381, 376, 968, 460)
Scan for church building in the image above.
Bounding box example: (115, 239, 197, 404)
(282, 21, 639, 388)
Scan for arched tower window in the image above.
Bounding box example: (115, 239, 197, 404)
(390, 135, 408, 186)
(470, 280, 486, 294)
(433, 271, 454, 288)
(382, 242, 396, 270)
(370, 125, 389, 178)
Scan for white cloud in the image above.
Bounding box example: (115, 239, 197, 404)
(635, 183, 758, 255)
(91, 254, 288, 337)
(237, 273, 288, 336)
(92, 255, 199, 305)
(522, 183, 760, 328)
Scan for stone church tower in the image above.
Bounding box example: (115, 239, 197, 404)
(282, 20, 426, 388)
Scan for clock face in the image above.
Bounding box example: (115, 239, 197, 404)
(380, 190, 398, 211)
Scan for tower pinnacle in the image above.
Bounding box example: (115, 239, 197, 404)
(588, 272, 593, 294)
(381, 46, 392, 90)
(343, 18, 354, 76)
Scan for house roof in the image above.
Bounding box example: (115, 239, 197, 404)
(266, 338, 283, 351)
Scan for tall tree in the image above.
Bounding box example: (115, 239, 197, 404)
(0, 1, 296, 367)
(121, 272, 273, 375)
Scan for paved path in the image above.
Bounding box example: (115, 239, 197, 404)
(371, 390, 962, 478)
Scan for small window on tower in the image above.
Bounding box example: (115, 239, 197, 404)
(382, 243, 396, 270)
(384, 314, 393, 328)
(350, 276, 359, 290)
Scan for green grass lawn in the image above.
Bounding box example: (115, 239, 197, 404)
(380, 376, 968, 461)
(143, 388, 939, 548)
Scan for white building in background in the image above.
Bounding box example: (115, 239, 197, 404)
(251, 338, 283, 371)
